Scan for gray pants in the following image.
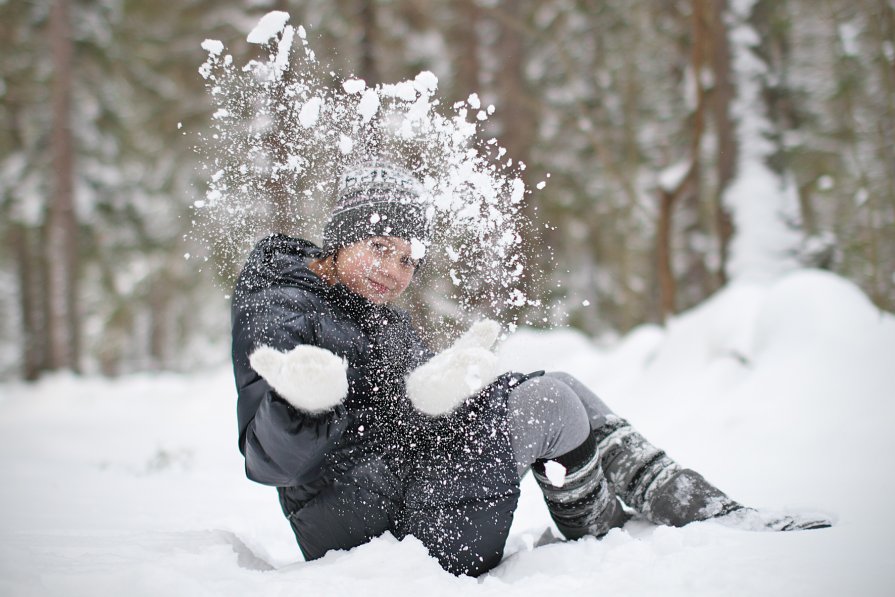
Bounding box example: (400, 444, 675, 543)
(507, 372, 615, 478)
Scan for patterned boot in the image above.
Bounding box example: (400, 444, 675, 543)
(532, 432, 630, 540)
(591, 417, 741, 526)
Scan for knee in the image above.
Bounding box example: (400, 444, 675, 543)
(544, 371, 580, 388)
(508, 376, 590, 434)
(543, 371, 614, 425)
(509, 376, 579, 415)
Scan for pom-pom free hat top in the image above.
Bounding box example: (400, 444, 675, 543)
(322, 162, 431, 253)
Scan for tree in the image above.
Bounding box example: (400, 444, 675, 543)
(45, 0, 81, 372)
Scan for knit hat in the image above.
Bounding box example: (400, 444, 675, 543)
(322, 162, 431, 254)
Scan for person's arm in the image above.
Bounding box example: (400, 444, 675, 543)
(241, 379, 348, 486)
(233, 287, 350, 486)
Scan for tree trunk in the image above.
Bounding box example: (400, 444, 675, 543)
(148, 272, 169, 370)
(45, 0, 80, 372)
(493, 0, 541, 322)
(494, 0, 534, 175)
(11, 225, 46, 380)
(656, 0, 710, 321)
(682, 0, 711, 305)
(358, 0, 379, 83)
(451, 0, 481, 101)
(656, 189, 677, 319)
(709, 0, 736, 287)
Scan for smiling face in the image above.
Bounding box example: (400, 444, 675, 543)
(328, 236, 420, 304)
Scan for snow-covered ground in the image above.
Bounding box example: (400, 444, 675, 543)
(2, 268, 894, 596)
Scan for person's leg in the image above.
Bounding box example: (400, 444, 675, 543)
(506, 375, 590, 476)
(507, 375, 627, 539)
(590, 417, 742, 525)
(512, 372, 830, 532)
(592, 416, 833, 529)
(279, 480, 394, 561)
(542, 371, 615, 430)
(521, 372, 741, 527)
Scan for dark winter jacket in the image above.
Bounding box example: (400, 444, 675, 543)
(231, 234, 523, 576)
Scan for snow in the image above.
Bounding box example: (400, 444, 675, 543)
(410, 238, 427, 260)
(201, 39, 223, 55)
(381, 81, 417, 102)
(543, 461, 567, 488)
(298, 97, 322, 129)
(246, 11, 290, 44)
(271, 25, 294, 81)
(658, 160, 691, 192)
(342, 79, 366, 94)
(357, 89, 381, 123)
(413, 71, 438, 94)
(197, 22, 531, 318)
(2, 268, 893, 595)
(723, 1, 803, 282)
(338, 134, 354, 155)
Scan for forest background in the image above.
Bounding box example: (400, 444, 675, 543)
(1, 0, 893, 381)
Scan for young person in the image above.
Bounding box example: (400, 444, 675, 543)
(230, 162, 829, 577)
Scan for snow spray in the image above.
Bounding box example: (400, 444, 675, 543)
(191, 11, 544, 325)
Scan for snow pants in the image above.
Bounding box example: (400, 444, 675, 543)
(279, 371, 611, 577)
(279, 373, 524, 578)
(507, 371, 615, 477)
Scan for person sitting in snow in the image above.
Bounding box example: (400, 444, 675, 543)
(230, 161, 830, 577)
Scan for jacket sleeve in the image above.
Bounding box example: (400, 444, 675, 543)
(241, 379, 349, 486)
(232, 286, 350, 487)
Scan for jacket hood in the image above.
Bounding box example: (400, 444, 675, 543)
(234, 234, 385, 325)
(236, 234, 324, 293)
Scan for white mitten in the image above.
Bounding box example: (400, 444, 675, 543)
(406, 319, 502, 417)
(249, 344, 348, 414)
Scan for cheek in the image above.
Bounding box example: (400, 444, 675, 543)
(345, 255, 377, 278)
(396, 269, 415, 290)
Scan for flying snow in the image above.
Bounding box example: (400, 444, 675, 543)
(543, 460, 567, 487)
(201, 39, 224, 55)
(342, 79, 366, 94)
(410, 238, 427, 261)
(246, 11, 290, 44)
(298, 97, 322, 128)
(193, 11, 539, 320)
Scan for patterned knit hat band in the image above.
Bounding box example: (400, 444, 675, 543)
(322, 162, 431, 253)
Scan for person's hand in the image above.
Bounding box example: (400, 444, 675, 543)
(249, 344, 348, 414)
(406, 319, 502, 416)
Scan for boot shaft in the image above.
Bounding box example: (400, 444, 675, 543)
(532, 432, 629, 540)
(592, 417, 740, 526)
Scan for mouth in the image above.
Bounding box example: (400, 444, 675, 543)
(367, 278, 392, 295)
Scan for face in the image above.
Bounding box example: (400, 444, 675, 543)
(333, 236, 419, 304)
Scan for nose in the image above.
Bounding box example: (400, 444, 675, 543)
(378, 254, 403, 279)
(374, 253, 411, 282)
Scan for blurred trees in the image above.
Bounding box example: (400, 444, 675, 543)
(1, 0, 892, 379)
(1, 0, 239, 378)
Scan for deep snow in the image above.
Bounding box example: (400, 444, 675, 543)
(1, 268, 894, 596)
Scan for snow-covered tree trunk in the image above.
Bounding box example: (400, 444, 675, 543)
(722, 0, 803, 282)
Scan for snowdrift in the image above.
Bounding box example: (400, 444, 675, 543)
(2, 268, 894, 596)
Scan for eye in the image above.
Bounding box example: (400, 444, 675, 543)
(400, 255, 419, 269)
(370, 241, 388, 253)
